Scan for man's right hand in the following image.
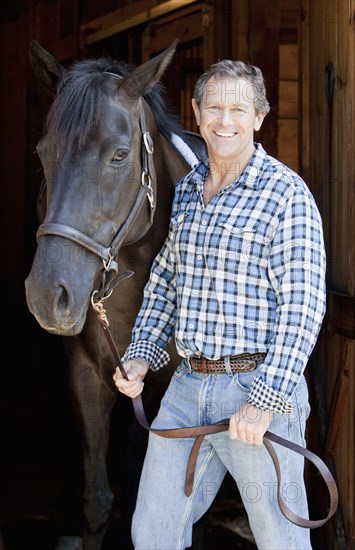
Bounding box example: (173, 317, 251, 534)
(113, 358, 150, 398)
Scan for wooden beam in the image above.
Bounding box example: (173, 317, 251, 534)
(80, 0, 198, 46)
(248, 0, 280, 157)
(325, 341, 351, 456)
(326, 292, 355, 340)
(140, 4, 204, 61)
(231, 0, 249, 60)
(299, 0, 310, 184)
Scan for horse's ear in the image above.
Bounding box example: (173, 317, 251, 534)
(119, 39, 179, 99)
(29, 40, 67, 94)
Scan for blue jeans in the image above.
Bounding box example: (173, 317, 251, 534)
(132, 360, 312, 549)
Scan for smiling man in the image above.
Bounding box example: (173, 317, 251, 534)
(114, 60, 326, 549)
(192, 73, 266, 197)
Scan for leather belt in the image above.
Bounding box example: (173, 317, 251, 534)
(189, 352, 266, 374)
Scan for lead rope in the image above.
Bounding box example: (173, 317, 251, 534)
(92, 297, 338, 529)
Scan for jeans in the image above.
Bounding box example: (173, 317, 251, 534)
(132, 360, 312, 549)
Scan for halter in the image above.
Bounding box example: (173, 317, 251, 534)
(36, 72, 156, 299)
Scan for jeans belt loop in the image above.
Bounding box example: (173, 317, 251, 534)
(186, 357, 192, 373)
(224, 356, 233, 376)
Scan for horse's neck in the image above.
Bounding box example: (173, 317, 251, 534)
(117, 131, 195, 337)
(159, 134, 193, 187)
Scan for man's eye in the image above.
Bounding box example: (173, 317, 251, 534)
(112, 150, 128, 163)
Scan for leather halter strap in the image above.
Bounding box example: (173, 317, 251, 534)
(97, 312, 339, 530)
(36, 73, 156, 290)
(36, 169, 153, 274)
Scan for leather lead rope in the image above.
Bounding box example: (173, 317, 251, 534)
(95, 307, 339, 529)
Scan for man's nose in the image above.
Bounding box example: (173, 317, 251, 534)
(220, 108, 233, 125)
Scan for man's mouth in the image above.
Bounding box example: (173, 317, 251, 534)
(215, 131, 237, 138)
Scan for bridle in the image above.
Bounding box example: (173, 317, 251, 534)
(36, 73, 156, 300)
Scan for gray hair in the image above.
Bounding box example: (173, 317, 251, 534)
(193, 60, 270, 114)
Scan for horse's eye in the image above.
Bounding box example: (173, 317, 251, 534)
(112, 150, 128, 164)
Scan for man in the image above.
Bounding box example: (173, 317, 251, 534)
(114, 60, 326, 549)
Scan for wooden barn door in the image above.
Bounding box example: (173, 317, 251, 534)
(300, 1, 355, 548)
(232, 1, 355, 547)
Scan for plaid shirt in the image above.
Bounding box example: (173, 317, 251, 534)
(123, 143, 326, 414)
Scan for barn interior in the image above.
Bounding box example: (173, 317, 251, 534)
(0, 1, 354, 549)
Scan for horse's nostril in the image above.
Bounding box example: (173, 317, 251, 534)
(54, 282, 74, 318)
(58, 289, 68, 308)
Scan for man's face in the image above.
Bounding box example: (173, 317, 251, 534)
(192, 76, 266, 164)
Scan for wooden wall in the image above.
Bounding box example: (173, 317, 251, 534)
(301, 1, 355, 548)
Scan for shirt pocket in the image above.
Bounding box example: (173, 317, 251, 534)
(170, 210, 189, 240)
(217, 217, 271, 266)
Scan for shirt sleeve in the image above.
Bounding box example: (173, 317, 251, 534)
(122, 222, 177, 371)
(247, 186, 327, 414)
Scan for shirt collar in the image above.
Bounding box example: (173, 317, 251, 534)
(238, 143, 267, 189)
(188, 142, 267, 191)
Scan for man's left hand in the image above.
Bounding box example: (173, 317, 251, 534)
(229, 403, 273, 446)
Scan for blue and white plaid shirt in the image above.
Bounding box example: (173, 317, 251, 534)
(123, 143, 326, 414)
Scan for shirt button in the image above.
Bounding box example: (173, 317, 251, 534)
(193, 289, 198, 295)
(201, 220, 207, 225)
(188, 323, 194, 329)
(197, 254, 203, 260)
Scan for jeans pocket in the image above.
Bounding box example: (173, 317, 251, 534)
(289, 377, 311, 445)
(234, 369, 258, 392)
(294, 377, 311, 416)
(173, 360, 190, 379)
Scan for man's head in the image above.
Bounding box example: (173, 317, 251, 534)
(193, 60, 270, 115)
(191, 60, 269, 167)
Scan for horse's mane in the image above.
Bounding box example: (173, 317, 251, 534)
(45, 57, 184, 161)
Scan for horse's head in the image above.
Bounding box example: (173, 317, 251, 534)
(25, 40, 179, 335)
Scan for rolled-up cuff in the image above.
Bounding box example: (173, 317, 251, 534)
(122, 340, 170, 371)
(247, 377, 294, 414)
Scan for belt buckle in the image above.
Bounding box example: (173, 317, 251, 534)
(245, 359, 256, 371)
(238, 359, 256, 372)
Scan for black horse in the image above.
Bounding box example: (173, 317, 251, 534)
(25, 40, 205, 549)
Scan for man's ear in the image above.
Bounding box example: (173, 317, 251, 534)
(191, 98, 201, 126)
(254, 112, 267, 131)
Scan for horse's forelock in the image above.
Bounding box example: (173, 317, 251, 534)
(43, 57, 183, 162)
(43, 60, 122, 161)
